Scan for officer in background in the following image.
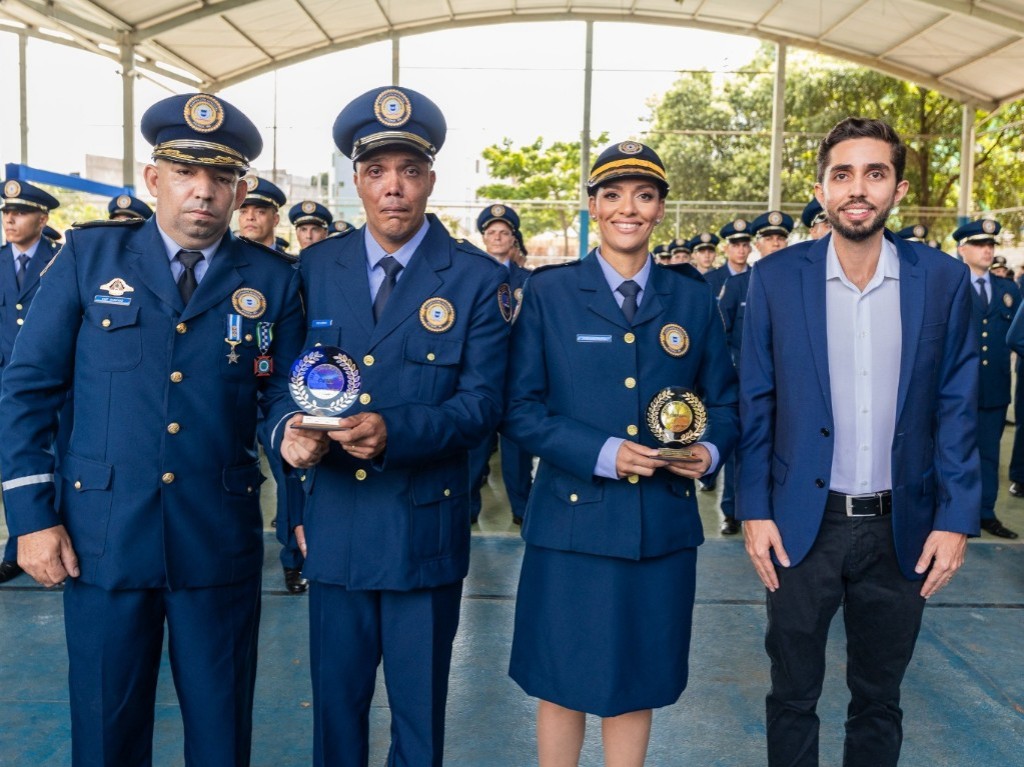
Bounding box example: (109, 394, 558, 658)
(801, 197, 831, 240)
(990, 254, 1010, 279)
(468, 203, 533, 525)
(688, 233, 715, 275)
(0, 93, 305, 764)
(957, 218, 1020, 539)
(289, 200, 332, 251)
(697, 232, 729, 296)
(652, 243, 671, 266)
(275, 86, 510, 767)
(108, 194, 153, 221)
(751, 210, 793, 257)
(42, 225, 64, 245)
(328, 219, 354, 237)
(0, 180, 61, 583)
(238, 176, 285, 248)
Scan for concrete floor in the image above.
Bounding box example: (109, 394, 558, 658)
(1, 439, 1023, 766)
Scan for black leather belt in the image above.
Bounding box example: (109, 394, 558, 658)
(826, 490, 892, 517)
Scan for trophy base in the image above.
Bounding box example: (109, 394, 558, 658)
(658, 447, 696, 461)
(290, 416, 349, 432)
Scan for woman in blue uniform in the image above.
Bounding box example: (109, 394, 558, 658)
(502, 141, 739, 765)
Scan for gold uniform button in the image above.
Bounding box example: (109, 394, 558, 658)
(982, 332, 989, 338)
(176, 322, 187, 334)
(426, 352, 436, 361)
(167, 423, 180, 434)
(627, 424, 639, 436)
(628, 474, 639, 484)
(569, 493, 579, 503)
(300, 474, 307, 482)
(101, 318, 112, 328)
(73, 480, 82, 490)
(982, 360, 989, 366)
(244, 334, 253, 342)
(359, 393, 371, 405)
(16, 318, 24, 326)
(363, 355, 375, 366)
(162, 472, 175, 484)
(982, 345, 989, 352)
(624, 332, 636, 344)
(15, 303, 22, 311)
(624, 377, 636, 389)
(443, 488, 451, 497)
(355, 469, 367, 481)
(246, 486, 254, 494)
(982, 319, 988, 325)
(170, 371, 183, 383)
(685, 489, 691, 497)
(314, 342, 322, 347)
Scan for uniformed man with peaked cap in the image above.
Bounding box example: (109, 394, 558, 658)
(107, 194, 153, 221)
(896, 223, 929, 243)
(0, 92, 305, 765)
(751, 210, 794, 257)
(328, 218, 354, 237)
(801, 197, 831, 240)
(237, 176, 285, 249)
(958, 218, 1020, 539)
(273, 86, 509, 767)
(289, 200, 333, 250)
(0, 180, 61, 583)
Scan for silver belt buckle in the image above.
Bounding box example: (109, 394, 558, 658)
(845, 493, 875, 517)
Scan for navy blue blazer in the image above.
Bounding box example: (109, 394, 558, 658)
(0, 218, 305, 589)
(501, 252, 739, 560)
(704, 263, 733, 298)
(736, 231, 981, 578)
(973, 274, 1020, 409)
(718, 269, 750, 362)
(271, 215, 510, 590)
(0, 237, 60, 369)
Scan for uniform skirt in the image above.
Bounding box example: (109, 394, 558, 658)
(508, 542, 697, 717)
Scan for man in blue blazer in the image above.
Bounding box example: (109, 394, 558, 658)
(737, 118, 979, 767)
(0, 93, 305, 766)
(275, 86, 509, 767)
(0, 179, 61, 583)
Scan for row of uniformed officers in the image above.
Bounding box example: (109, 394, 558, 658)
(0, 84, 1005, 767)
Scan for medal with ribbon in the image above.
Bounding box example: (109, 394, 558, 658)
(225, 314, 242, 364)
(254, 321, 274, 376)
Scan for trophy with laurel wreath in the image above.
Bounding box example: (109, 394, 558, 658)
(646, 386, 708, 459)
(289, 346, 362, 430)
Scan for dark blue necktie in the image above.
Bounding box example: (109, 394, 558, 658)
(618, 279, 640, 324)
(176, 250, 204, 304)
(373, 256, 403, 323)
(976, 277, 989, 312)
(15, 254, 29, 290)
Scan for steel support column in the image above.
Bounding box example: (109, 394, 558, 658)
(19, 32, 29, 164)
(391, 35, 400, 86)
(958, 102, 976, 225)
(768, 43, 787, 210)
(578, 21, 594, 261)
(120, 37, 135, 190)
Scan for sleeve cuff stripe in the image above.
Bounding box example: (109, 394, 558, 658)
(1, 474, 55, 491)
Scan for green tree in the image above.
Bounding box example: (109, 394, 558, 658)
(476, 133, 608, 256)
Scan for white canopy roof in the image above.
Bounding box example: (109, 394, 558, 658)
(1, 0, 1022, 110)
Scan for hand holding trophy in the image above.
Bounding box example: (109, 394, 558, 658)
(289, 346, 362, 430)
(646, 387, 708, 460)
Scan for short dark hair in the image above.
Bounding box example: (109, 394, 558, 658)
(816, 117, 906, 183)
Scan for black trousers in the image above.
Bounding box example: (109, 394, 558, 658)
(765, 509, 927, 767)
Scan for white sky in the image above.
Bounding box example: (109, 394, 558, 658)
(0, 20, 760, 202)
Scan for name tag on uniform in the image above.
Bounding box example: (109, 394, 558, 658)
(576, 334, 612, 343)
(310, 319, 333, 328)
(94, 295, 131, 306)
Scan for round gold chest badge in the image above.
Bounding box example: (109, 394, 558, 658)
(374, 89, 412, 128)
(660, 324, 690, 357)
(301, 201, 316, 214)
(4, 180, 21, 198)
(183, 94, 224, 133)
(420, 297, 455, 332)
(116, 195, 132, 209)
(233, 287, 267, 319)
(1004, 292, 1014, 309)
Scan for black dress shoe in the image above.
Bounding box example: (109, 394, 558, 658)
(283, 567, 309, 594)
(0, 560, 24, 584)
(1009, 482, 1024, 498)
(720, 517, 740, 536)
(981, 518, 1019, 539)
(699, 481, 716, 492)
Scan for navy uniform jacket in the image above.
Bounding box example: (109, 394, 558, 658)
(737, 231, 981, 578)
(0, 237, 60, 369)
(718, 268, 750, 362)
(271, 215, 509, 590)
(501, 253, 739, 560)
(704, 263, 734, 298)
(973, 274, 1020, 409)
(0, 218, 305, 590)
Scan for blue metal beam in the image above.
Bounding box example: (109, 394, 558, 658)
(5, 163, 133, 197)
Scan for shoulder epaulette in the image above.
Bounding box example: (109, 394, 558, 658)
(531, 260, 580, 277)
(238, 235, 298, 264)
(452, 237, 492, 260)
(664, 262, 707, 283)
(72, 218, 145, 229)
(327, 226, 355, 239)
